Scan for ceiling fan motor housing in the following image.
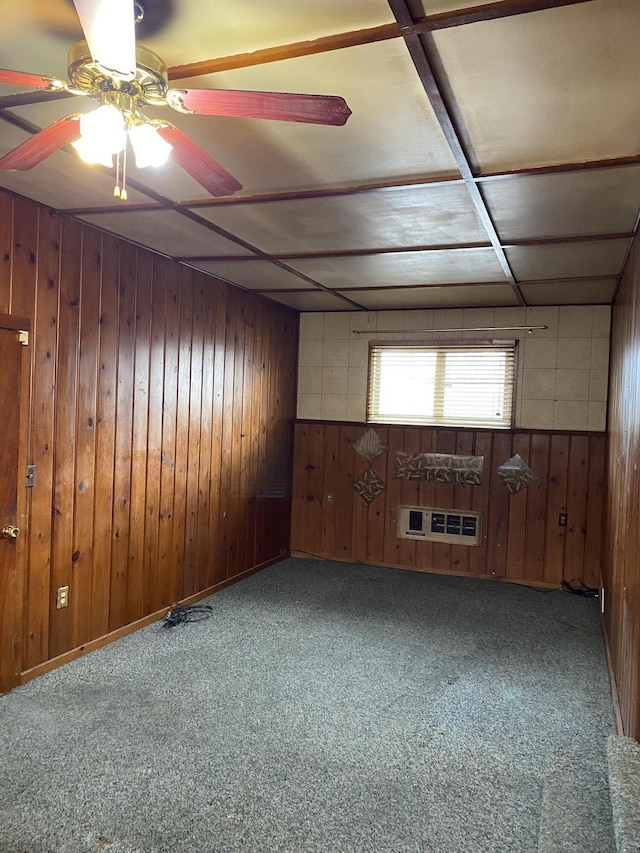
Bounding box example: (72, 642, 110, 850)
(67, 40, 169, 107)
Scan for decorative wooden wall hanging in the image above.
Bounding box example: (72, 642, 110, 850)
(352, 468, 386, 506)
(352, 427, 387, 505)
(353, 427, 388, 462)
(496, 453, 537, 493)
(394, 451, 484, 485)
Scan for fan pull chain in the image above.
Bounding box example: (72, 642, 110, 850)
(114, 150, 121, 199)
(121, 144, 128, 201)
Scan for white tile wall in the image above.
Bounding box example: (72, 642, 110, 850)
(297, 306, 611, 431)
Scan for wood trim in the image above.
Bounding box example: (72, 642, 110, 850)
(386, 0, 524, 306)
(290, 549, 562, 588)
(178, 233, 632, 265)
(602, 608, 625, 736)
(19, 555, 289, 686)
(56, 154, 640, 217)
(166, 1, 592, 80)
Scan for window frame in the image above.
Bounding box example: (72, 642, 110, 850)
(366, 338, 518, 430)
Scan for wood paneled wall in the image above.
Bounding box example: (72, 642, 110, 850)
(292, 422, 605, 588)
(0, 191, 298, 676)
(606, 230, 640, 740)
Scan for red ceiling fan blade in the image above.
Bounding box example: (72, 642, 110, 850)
(156, 124, 242, 197)
(0, 115, 82, 170)
(72, 0, 136, 78)
(0, 68, 68, 91)
(167, 88, 352, 126)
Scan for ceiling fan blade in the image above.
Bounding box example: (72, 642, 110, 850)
(0, 115, 82, 170)
(72, 0, 136, 78)
(156, 124, 242, 197)
(0, 68, 68, 91)
(167, 88, 352, 126)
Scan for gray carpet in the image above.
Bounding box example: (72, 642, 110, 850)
(607, 734, 640, 852)
(0, 558, 616, 853)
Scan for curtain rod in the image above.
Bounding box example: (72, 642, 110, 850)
(352, 325, 548, 335)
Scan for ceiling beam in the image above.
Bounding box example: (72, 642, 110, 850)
(167, 0, 594, 79)
(178, 232, 633, 264)
(386, 0, 525, 305)
(54, 151, 640, 218)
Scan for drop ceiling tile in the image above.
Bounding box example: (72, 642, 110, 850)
(288, 248, 509, 288)
(187, 260, 311, 290)
(192, 183, 489, 254)
(77, 210, 252, 258)
(164, 39, 460, 195)
(264, 291, 356, 311)
(521, 279, 618, 306)
(482, 166, 640, 241)
(505, 240, 630, 281)
(139, 0, 395, 67)
(341, 285, 520, 310)
(433, 0, 640, 172)
(0, 121, 151, 210)
(0, 0, 394, 70)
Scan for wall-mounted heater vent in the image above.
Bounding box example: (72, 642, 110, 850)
(397, 505, 482, 546)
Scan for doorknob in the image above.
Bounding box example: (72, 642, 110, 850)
(2, 525, 19, 540)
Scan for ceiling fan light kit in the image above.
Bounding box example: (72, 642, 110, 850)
(0, 0, 351, 200)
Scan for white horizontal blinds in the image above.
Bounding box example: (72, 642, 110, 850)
(368, 342, 516, 429)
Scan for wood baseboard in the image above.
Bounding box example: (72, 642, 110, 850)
(289, 550, 561, 589)
(19, 553, 289, 687)
(601, 609, 625, 735)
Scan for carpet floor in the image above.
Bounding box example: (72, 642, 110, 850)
(0, 558, 615, 852)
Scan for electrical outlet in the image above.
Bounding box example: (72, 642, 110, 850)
(56, 586, 69, 609)
(558, 512, 568, 527)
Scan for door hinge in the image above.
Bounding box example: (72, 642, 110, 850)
(26, 464, 36, 488)
(18, 330, 28, 346)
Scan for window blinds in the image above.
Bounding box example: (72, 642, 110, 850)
(368, 342, 516, 429)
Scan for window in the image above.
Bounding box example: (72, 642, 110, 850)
(367, 341, 517, 429)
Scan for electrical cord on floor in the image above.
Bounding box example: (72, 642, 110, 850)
(560, 578, 599, 598)
(163, 603, 213, 628)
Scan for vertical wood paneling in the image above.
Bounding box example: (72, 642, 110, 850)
(109, 241, 136, 633)
(605, 228, 640, 739)
(366, 427, 388, 565)
(468, 430, 492, 576)
(182, 276, 204, 599)
(50, 217, 81, 658)
(486, 432, 512, 578)
(127, 248, 152, 622)
(0, 193, 13, 314)
(143, 255, 166, 615)
(0, 186, 297, 682)
(71, 226, 101, 649)
(565, 435, 589, 585)
(506, 433, 530, 580)
(292, 423, 606, 591)
(155, 262, 179, 610)
(90, 233, 118, 640)
(584, 435, 606, 590)
(171, 266, 193, 597)
(194, 275, 215, 594)
(544, 434, 569, 585)
(209, 283, 227, 586)
(23, 204, 54, 668)
(525, 433, 550, 583)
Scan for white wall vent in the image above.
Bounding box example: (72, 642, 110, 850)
(397, 505, 481, 546)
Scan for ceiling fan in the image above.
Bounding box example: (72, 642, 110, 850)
(0, 0, 352, 199)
